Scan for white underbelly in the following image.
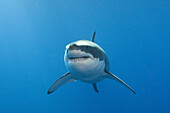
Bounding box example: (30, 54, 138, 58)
(65, 58, 106, 83)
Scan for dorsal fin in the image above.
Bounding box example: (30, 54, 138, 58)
(91, 31, 96, 42)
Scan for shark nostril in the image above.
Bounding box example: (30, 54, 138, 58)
(69, 44, 78, 49)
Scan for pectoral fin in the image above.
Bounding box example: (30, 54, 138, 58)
(47, 72, 76, 94)
(105, 71, 136, 94)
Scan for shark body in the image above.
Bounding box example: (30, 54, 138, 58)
(47, 32, 136, 94)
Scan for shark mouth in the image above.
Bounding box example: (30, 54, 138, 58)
(68, 56, 91, 61)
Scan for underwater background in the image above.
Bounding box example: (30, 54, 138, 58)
(0, 0, 169, 113)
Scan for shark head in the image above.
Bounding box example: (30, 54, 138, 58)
(64, 40, 107, 81)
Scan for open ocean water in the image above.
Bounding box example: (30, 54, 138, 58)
(0, 0, 169, 113)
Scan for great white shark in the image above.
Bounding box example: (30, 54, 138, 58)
(47, 32, 136, 94)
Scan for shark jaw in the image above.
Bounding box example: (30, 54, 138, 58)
(64, 47, 106, 83)
(67, 56, 92, 62)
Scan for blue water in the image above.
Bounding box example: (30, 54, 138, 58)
(0, 0, 169, 113)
